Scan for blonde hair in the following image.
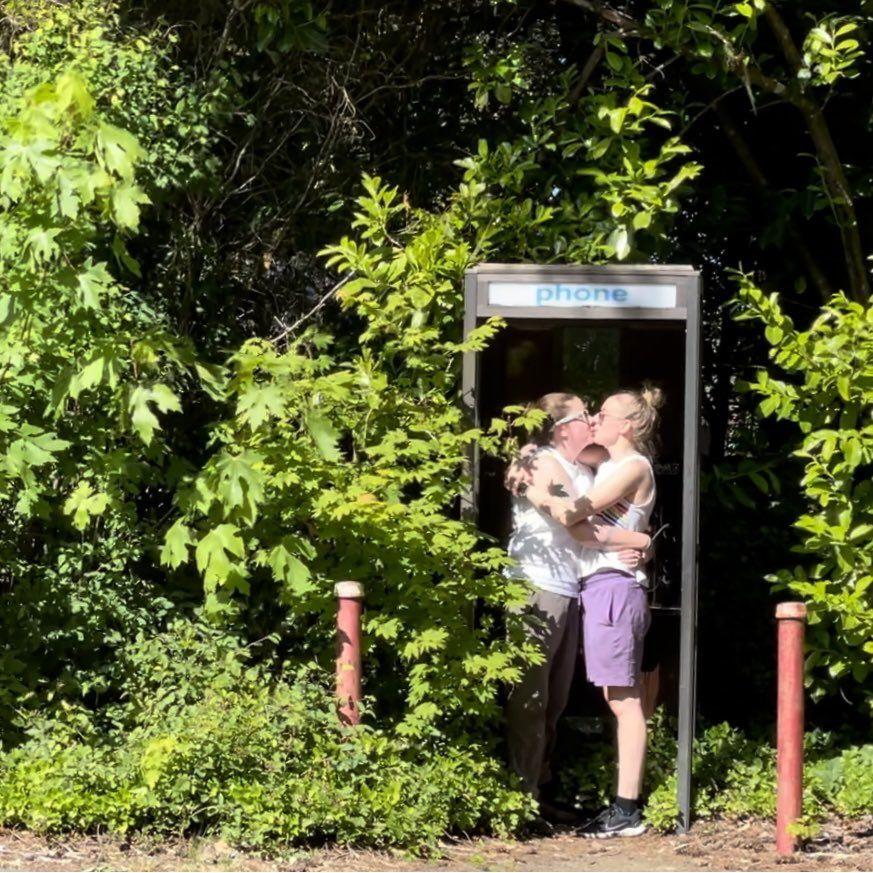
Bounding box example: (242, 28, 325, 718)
(615, 383, 665, 457)
(526, 392, 585, 447)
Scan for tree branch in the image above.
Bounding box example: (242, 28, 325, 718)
(763, 5, 869, 300)
(560, 0, 790, 98)
(763, 5, 804, 73)
(569, 42, 605, 103)
(714, 102, 831, 300)
(271, 273, 352, 346)
(560, 0, 639, 34)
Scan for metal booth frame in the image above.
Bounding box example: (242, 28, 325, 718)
(461, 263, 701, 832)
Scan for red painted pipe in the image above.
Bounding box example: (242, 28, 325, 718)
(776, 601, 807, 855)
(335, 581, 364, 726)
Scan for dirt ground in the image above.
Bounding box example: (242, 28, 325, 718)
(0, 818, 869, 872)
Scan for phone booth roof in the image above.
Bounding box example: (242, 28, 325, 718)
(462, 263, 701, 832)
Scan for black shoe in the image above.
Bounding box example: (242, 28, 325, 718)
(579, 803, 646, 839)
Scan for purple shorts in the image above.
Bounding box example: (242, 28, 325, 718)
(580, 570, 651, 688)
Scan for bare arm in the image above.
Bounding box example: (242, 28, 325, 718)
(571, 520, 651, 550)
(506, 443, 605, 493)
(513, 454, 655, 576)
(525, 459, 648, 526)
(514, 454, 577, 519)
(516, 457, 649, 547)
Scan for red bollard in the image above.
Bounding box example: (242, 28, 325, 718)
(776, 601, 807, 855)
(334, 581, 364, 726)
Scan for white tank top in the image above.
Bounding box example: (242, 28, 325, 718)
(579, 453, 656, 586)
(506, 447, 595, 598)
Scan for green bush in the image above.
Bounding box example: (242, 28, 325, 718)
(736, 283, 872, 712)
(808, 744, 873, 818)
(557, 711, 873, 832)
(0, 0, 703, 747)
(0, 621, 534, 852)
(12, 693, 867, 848)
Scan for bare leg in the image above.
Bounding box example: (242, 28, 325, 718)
(604, 685, 647, 799)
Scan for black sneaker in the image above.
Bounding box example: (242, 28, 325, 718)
(579, 803, 646, 838)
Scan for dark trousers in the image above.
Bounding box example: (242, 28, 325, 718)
(506, 587, 580, 797)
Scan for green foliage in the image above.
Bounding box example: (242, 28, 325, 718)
(161, 176, 542, 737)
(0, 0, 229, 199)
(459, 34, 701, 262)
(801, 17, 866, 86)
(736, 281, 872, 710)
(0, 622, 534, 852)
(558, 712, 873, 833)
(464, 40, 532, 109)
(0, 0, 707, 767)
(0, 0, 227, 726)
(252, 1, 329, 55)
(639, 0, 866, 96)
(0, 0, 869, 851)
(155, 39, 704, 725)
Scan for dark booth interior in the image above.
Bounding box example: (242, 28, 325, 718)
(478, 320, 687, 714)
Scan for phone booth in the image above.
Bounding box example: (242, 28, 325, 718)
(462, 263, 701, 831)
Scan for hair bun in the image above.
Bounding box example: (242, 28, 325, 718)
(641, 383, 665, 411)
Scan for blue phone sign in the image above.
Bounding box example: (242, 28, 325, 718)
(487, 282, 678, 309)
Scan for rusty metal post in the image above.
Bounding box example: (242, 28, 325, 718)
(776, 601, 807, 855)
(335, 581, 364, 726)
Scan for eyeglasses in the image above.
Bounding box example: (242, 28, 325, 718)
(552, 412, 590, 428)
(597, 410, 628, 422)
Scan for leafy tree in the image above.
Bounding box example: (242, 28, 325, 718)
(0, 1, 225, 724)
(737, 282, 872, 711)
